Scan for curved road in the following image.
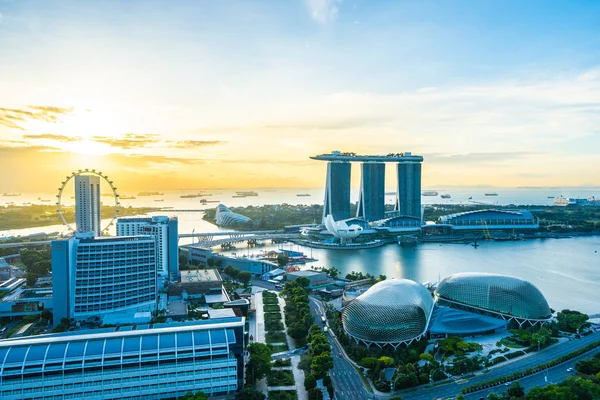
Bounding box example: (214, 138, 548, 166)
(305, 294, 600, 400)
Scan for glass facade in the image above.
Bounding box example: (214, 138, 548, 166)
(215, 204, 251, 226)
(395, 162, 422, 219)
(435, 272, 552, 321)
(356, 162, 385, 222)
(342, 279, 434, 346)
(52, 236, 158, 326)
(0, 319, 245, 400)
(323, 161, 351, 223)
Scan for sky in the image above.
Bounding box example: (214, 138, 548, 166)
(1, 0, 600, 191)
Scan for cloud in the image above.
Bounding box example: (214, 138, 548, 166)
(425, 152, 542, 165)
(305, 0, 342, 24)
(124, 154, 204, 166)
(170, 140, 226, 149)
(0, 105, 73, 130)
(23, 133, 80, 142)
(91, 133, 161, 149)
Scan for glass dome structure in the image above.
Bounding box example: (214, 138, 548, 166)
(435, 272, 552, 325)
(342, 279, 434, 347)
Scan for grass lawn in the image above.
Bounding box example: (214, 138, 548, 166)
(268, 391, 297, 400)
(268, 343, 289, 353)
(263, 297, 279, 305)
(266, 331, 288, 344)
(264, 304, 281, 312)
(263, 291, 278, 298)
(265, 313, 282, 323)
(273, 358, 292, 367)
(265, 320, 284, 331)
(267, 369, 295, 387)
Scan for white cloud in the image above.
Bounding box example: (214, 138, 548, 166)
(305, 0, 342, 24)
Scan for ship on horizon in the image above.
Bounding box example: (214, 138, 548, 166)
(422, 191, 438, 196)
(2, 193, 21, 197)
(485, 192, 498, 196)
(441, 194, 451, 199)
(296, 193, 311, 197)
(138, 191, 164, 196)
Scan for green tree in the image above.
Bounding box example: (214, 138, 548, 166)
(238, 271, 252, 286)
(359, 357, 379, 369)
(557, 309, 590, 333)
(181, 392, 209, 400)
(295, 276, 310, 289)
(304, 373, 317, 391)
(206, 258, 215, 267)
(247, 342, 272, 382)
(506, 381, 525, 397)
(311, 353, 333, 379)
(215, 258, 223, 267)
(235, 387, 266, 400)
(179, 251, 189, 267)
(25, 272, 38, 287)
(277, 254, 289, 267)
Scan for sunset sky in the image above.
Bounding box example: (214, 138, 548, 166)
(1, 0, 600, 191)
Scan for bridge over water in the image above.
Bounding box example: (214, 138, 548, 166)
(178, 230, 301, 248)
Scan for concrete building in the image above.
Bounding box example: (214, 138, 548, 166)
(186, 246, 276, 277)
(0, 287, 53, 318)
(395, 160, 422, 219)
(179, 269, 223, 298)
(0, 317, 245, 399)
(322, 161, 351, 223)
(287, 270, 329, 288)
(51, 233, 158, 327)
(356, 162, 385, 222)
(74, 174, 101, 236)
(437, 209, 539, 232)
(117, 216, 179, 277)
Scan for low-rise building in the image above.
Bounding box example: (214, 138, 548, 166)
(287, 270, 329, 288)
(179, 269, 223, 298)
(0, 317, 245, 399)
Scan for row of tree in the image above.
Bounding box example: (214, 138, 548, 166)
(281, 279, 313, 339)
(21, 248, 51, 287)
(223, 265, 252, 286)
(303, 325, 334, 399)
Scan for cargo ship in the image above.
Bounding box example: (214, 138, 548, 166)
(2, 193, 21, 197)
(422, 191, 438, 196)
(138, 191, 163, 196)
(296, 193, 311, 197)
(441, 194, 451, 199)
(485, 193, 498, 196)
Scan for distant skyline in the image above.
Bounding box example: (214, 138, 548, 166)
(1, 0, 600, 191)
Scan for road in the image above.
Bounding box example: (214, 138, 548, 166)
(304, 294, 600, 400)
(467, 346, 600, 399)
(308, 297, 373, 400)
(401, 331, 600, 400)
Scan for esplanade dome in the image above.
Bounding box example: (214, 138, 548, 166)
(435, 272, 552, 322)
(342, 279, 434, 346)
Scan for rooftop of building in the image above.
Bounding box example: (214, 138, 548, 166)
(57, 234, 155, 244)
(288, 270, 326, 277)
(439, 209, 534, 222)
(180, 269, 222, 284)
(311, 151, 423, 162)
(0, 317, 244, 348)
(117, 216, 176, 223)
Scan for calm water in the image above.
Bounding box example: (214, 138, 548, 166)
(2, 187, 600, 314)
(224, 237, 600, 315)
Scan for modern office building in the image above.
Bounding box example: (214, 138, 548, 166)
(117, 216, 179, 276)
(0, 318, 245, 400)
(435, 272, 552, 327)
(342, 279, 434, 348)
(51, 233, 158, 327)
(356, 162, 385, 222)
(395, 160, 422, 219)
(74, 174, 102, 236)
(322, 161, 351, 223)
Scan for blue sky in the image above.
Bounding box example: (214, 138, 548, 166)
(1, 0, 599, 190)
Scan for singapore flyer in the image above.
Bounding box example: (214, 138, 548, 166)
(56, 169, 120, 234)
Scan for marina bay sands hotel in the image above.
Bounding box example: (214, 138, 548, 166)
(311, 151, 424, 224)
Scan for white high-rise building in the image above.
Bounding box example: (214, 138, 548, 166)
(117, 216, 179, 277)
(75, 174, 101, 236)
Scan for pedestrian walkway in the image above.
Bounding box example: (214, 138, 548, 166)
(253, 292, 268, 396)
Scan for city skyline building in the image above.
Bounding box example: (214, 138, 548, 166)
(117, 216, 179, 277)
(0, 317, 245, 399)
(356, 162, 385, 222)
(395, 160, 422, 219)
(74, 174, 101, 236)
(322, 161, 351, 223)
(51, 233, 158, 327)
(312, 151, 424, 223)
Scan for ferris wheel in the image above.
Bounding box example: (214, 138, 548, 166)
(56, 169, 120, 234)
